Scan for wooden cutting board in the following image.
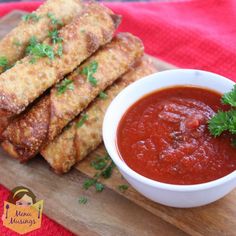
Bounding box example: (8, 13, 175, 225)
(0, 10, 235, 236)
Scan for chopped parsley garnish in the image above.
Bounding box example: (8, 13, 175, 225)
(78, 196, 88, 204)
(26, 36, 55, 62)
(0, 56, 9, 71)
(83, 178, 96, 190)
(83, 154, 115, 192)
(47, 13, 63, 26)
(26, 36, 38, 53)
(95, 183, 104, 192)
(56, 78, 74, 95)
(208, 85, 236, 143)
(48, 29, 63, 44)
(99, 91, 108, 99)
(22, 13, 41, 22)
(80, 61, 98, 86)
(91, 155, 109, 170)
(101, 162, 115, 179)
(29, 43, 54, 61)
(76, 114, 88, 128)
(118, 185, 129, 192)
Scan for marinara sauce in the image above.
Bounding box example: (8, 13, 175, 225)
(117, 86, 236, 185)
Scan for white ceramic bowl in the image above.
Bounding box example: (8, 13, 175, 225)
(103, 69, 236, 208)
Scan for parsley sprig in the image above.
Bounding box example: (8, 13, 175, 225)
(56, 78, 74, 95)
(80, 61, 98, 86)
(208, 85, 236, 145)
(22, 13, 41, 22)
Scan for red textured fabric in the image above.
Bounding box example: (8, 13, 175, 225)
(0, 0, 236, 235)
(1, 1, 236, 81)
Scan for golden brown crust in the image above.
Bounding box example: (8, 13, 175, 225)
(0, 0, 83, 73)
(2, 97, 50, 161)
(0, 3, 119, 129)
(2, 33, 144, 161)
(41, 57, 156, 173)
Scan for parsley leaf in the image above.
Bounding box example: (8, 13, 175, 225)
(83, 154, 115, 192)
(56, 78, 74, 95)
(26, 36, 38, 53)
(101, 162, 115, 179)
(47, 13, 63, 26)
(208, 110, 236, 136)
(48, 29, 63, 44)
(91, 156, 108, 170)
(208, 111, 229, 137)
(78, 196, 87, 204)
(118, 185, 129, 192)
(31, 44, 54, 59)
(76, 114, 88, 128)
(80, 61, 98, 86)
(95, 183, 104, 192)
(22, 13, 41, 22)
(0, 56, 9, 71)
(222, 85, 236, 107)
(99, 91, 108, 99)
(26, 36, 55, 62)
(83, 178, 96, 190)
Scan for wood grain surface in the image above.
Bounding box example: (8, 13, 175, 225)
(0, 10, 235, 236)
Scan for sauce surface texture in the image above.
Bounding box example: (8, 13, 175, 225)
(117, 86, 236, 185)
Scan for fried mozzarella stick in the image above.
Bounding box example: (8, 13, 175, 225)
(0, 3, 120, 134)
(2, 33, 144, 161)
(0, 0, 83, 73)
(41, 57, 156, 173)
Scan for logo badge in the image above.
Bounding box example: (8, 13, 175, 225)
(2, 186, 43, 234)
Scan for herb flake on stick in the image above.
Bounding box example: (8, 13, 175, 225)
(76, 114, 88, 128)
(56, 78, 74, 95)
(80, 61, 98, 86)
(22, 13, 41, 22)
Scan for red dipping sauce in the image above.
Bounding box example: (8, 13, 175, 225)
(117, 86, 236, 185)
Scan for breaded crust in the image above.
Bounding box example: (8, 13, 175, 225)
(0, 2, 120, 132)
(41, 57, 156, 173)
(0, 0, 83, 73)
(2, 33, 144, 161)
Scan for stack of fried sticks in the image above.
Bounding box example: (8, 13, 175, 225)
(0, 0, 156, 173)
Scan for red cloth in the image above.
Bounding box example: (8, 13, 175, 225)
(0, 0, 236, 235)
(1, 0, 236, 81)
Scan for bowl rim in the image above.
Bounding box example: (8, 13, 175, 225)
(103, 69, 236, 192)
